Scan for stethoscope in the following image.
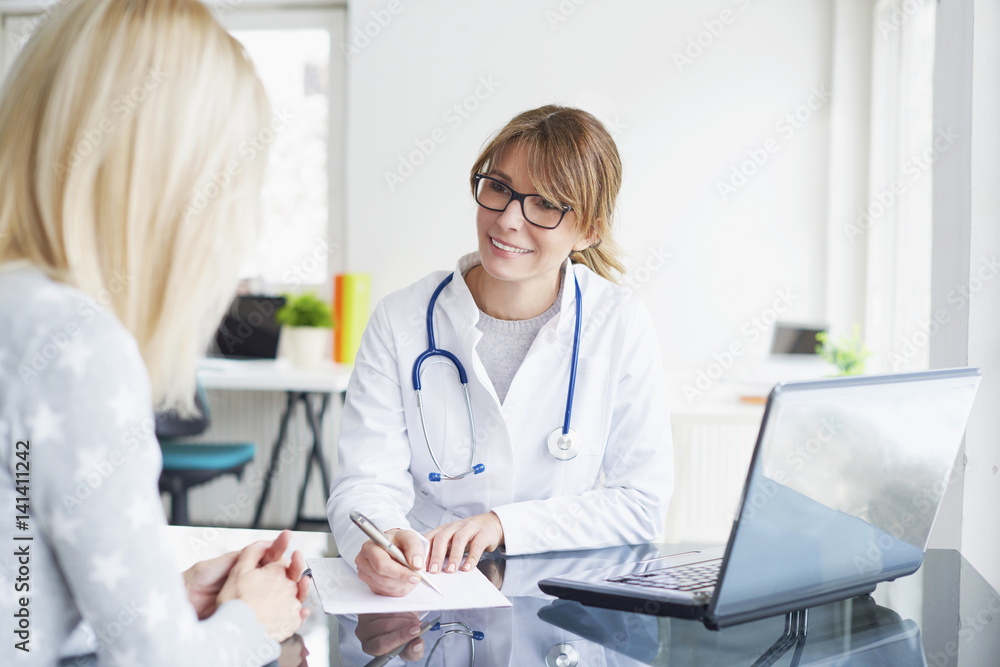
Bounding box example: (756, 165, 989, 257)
(412, 270, 584, 482)
(423, 620, 485, 664)
(363, 616, 484, 667)
(423, 622, 579, 667)
(422, 620, 579, 667)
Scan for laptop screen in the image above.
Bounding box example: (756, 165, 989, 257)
(710, 369, 980, 623)
(771, 323, 826, 355)
(212, 295, 285, 359)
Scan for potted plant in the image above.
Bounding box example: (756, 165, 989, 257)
(276, 292, 334, 367)
(815, 325, 871, 376)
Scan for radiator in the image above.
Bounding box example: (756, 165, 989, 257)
(664, 408, 763, 544)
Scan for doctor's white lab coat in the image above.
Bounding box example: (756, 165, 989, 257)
(327, 253, 673, 565)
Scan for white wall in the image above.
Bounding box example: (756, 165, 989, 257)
(928, 0, 973, 552)
(963, 0, 1000, 591)
(930, 0, 1000, 591)
(344, 0, 834, 405)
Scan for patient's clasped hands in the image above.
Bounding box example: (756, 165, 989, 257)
(357, 511, 505, 597)
(187, 529, 310, 641)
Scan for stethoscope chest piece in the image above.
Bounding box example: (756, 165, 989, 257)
(547, 427, 581, 461)
(545, 643, 580, 667)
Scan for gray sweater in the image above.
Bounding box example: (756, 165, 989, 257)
(475, 287, 561, 405)
(0, 264, 278, 665)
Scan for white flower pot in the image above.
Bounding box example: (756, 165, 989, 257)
(283, 326, 330, 368)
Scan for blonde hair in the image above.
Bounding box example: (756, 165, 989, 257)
(0, 0, 271, 413)
(470, 105, 625, 282)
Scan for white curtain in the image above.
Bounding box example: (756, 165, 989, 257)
(864, 0, 937, 373)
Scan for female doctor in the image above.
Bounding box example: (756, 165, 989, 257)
(327, 105, 673, 597)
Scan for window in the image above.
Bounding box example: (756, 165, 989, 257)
(219, 9, 345, 289)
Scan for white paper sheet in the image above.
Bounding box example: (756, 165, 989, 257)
(306, 557, 512, 615)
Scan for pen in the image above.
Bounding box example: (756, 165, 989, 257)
(362, 614, 442, 667)
(350, 511, 444, 596)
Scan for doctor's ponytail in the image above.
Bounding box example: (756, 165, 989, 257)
(470, 105, 626, 283)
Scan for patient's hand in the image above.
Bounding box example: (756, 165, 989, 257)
(184, 530, 310, 619)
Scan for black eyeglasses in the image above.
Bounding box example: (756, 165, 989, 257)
(473, 173, 573, 229)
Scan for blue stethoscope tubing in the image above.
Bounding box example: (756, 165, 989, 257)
(412, 269, 584, 481)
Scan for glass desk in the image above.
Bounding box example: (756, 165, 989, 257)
(65, 527, 1000, 666)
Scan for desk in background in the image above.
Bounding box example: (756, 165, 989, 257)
(196, 358, 352, 529)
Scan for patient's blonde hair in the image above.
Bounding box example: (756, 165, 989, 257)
(0, 0, 271, 412)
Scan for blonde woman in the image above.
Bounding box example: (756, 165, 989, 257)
(328, 106, 673, 602)
(0, 0, 308, 663)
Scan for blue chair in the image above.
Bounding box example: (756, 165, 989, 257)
(155, 383, 255, 526)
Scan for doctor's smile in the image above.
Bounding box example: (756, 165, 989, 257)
(489, 236, 532, 255)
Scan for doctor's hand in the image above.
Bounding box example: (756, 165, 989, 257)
(356, 612, 426, 661)
(424, 511, 504, 575)
(356, 529, 427, 597)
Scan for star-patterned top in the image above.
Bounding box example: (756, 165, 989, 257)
(0, 265, 280, 665)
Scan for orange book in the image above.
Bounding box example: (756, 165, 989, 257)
(333, 274, 371, 364)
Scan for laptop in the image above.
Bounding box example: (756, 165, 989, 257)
(211, 295, 285, 359)
(771, 322, 827, 356)
(539, 368, 981, 629)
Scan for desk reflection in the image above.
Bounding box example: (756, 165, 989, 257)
(335, 545, 663, 666)
(64, 527, 988, 666)
(333, 545, 926, 667)
(541, 596, 924, 666)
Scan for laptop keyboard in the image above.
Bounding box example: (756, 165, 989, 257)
(608, 558, 722, 593)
